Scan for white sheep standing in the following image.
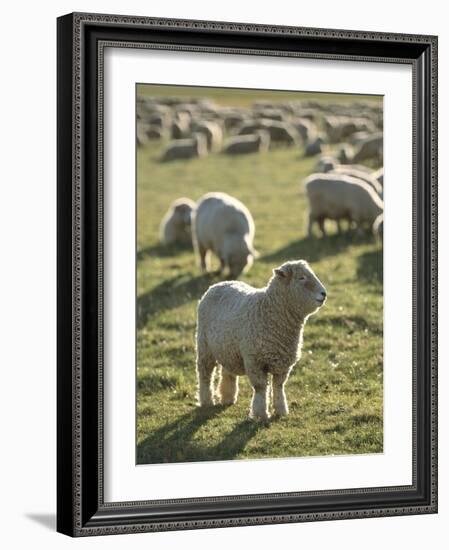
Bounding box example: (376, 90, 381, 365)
(196, 260, 327, 420)
(159, 198, 196, 245)
(304, 173, 384, 236)
(160, 133, 208, 162)
(192, 192, 258, 278)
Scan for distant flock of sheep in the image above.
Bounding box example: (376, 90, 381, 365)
(137, 94, 383, 164)
(142, 94, 384, 420)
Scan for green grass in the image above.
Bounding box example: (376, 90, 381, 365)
(137, 83, 382, 108)
(136, 89, 383, 465)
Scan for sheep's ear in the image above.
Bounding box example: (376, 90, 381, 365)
(274, 265, 292, 284)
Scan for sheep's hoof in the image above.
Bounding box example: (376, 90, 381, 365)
(272, 411, 289, 420)
(197, 399, 215, 408)
(249, 412, 270, 424)
(273, 407, 289, 417)
(220, 400, 236, 407)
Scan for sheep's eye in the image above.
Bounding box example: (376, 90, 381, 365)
(298, 276, 306, 281)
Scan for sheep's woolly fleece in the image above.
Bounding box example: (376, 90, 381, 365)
(196, 260, 327, 420)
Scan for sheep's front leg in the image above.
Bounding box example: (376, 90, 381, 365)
(307, 213, 315, 238)
(196, 342, 216, 407)
(272, 371, 290, 417)
(246, 360, 269, 421)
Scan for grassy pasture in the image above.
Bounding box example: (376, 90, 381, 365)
(136, 86, 383, 465)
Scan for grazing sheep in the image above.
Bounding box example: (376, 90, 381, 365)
(324, 116, 356, 143)
(337, 143, 354, 164)
(193, 121, 223, 152)
(349, 130, 371, 146)
(253, 108, 285, 121)
(159, 198, 196, 245)
(304, 173, 384, 236)
(236, 120, 298, 147)
(196, 260, 327, 420)
(160, 133, 208, 162)
(171, 112, 191, 139)
(315, 156, 338, 173)
(304, 136, 324, 156)
(373, 213, 383, 240)
(324, 116, 376, 143)
(192, 192, 258, 278)
(146, 124, 166, 140)
(234, 119, 264, 136)
(263, 121, 299, 146)
(352, 132, 383, 163)
(223, 131, 270, 155)
(293, 118, 317, 143)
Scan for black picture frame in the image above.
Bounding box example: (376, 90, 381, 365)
(57, 12, 438, 537)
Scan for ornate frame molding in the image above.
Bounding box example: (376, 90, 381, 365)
(57, 12, 438, 537)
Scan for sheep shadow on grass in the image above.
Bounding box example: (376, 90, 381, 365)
(137, 407, 262, 464)
(137, 272, 216, 329)
(260, 232, 371, 265)
(137, 241, 193, 261)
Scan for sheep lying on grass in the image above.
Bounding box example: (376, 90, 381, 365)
(196, 260, 327, 420)
(159, 198, 196, 245)
(192, 192, 258, 278)
(304, 173, 384, 236)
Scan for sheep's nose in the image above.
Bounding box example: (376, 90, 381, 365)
(321, 290, 327, 298)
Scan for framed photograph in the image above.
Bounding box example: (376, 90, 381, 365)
(57, 12, 438, 536)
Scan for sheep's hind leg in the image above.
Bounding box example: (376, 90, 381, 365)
(318, 216, 327, 237)
(246, 361, 269, 421)
(198, 244, 209, 272)
(218, 369, 239, 405)
(272, 371, 290, 417)
(196, 345, 216, 407)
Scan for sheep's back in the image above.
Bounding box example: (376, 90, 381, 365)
(194, 193, 254, 247)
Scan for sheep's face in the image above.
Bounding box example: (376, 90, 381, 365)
(224, 236, 257, 279)
(274, 260, 327, 316)
(228, 250, 254, 279)
(173, 203, 193, 226)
